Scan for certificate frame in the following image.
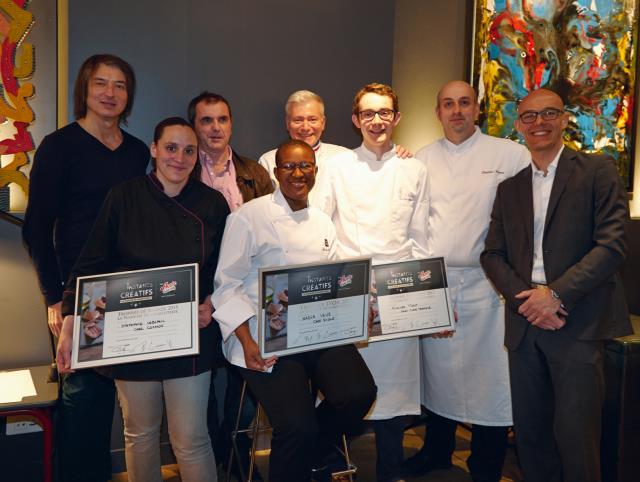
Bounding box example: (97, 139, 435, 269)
(258, 257, 371, 358)
(369, 257, 455, 342)
(71, 263, 199, 369)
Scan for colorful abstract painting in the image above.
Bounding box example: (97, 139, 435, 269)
(472, 0, 639, 190)
(0, 0, 35, 211)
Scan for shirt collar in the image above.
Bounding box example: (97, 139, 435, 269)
(532, 145, 563, 177)
(442, 126, 481, 153)
(273, 187, 308, 214)
(199, 145, 232, 171)
(358, 142, 396, 162)
(311, 140, 322, 152)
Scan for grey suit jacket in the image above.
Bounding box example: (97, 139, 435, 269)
(480, 146, 631, 350)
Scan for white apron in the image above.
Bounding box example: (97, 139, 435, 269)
(361, 337, 421, 420)
(420, 266, 512, 425)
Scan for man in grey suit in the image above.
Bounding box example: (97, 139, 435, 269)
(480, 88, 631, 482)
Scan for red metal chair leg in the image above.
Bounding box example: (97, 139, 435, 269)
(1, 408, 54, 482)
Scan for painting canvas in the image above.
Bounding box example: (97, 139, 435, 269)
(472, 0, 639, 190)
(0, 0, 57, 213)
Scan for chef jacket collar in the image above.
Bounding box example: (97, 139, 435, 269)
(273, 186, 309, 214)
(358, 142, 397, 162)
(148, 172, 195, 200)
(442, 126, 481, 153)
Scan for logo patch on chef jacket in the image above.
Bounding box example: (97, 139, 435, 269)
(322, 238, 330, 254)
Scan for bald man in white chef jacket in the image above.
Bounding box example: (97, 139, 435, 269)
(403, 81, 530, 482)
(313, 83, 429, 482)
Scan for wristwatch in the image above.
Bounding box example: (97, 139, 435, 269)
(549, 288, 566, 311)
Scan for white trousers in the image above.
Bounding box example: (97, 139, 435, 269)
(115, 371, 217, 482)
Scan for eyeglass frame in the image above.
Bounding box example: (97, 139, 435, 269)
(357, 109, 396, 122)
(275, 161, 317, 173)
(518, 107, 565, 124)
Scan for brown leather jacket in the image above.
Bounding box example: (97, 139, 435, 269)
(232, 150, 274, 202)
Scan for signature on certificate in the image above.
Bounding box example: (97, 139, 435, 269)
(107, 338, 174, 354)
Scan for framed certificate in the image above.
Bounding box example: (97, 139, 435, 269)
(370, 257, 454, 342)
(71, 264, 199, 369)
(258, 257, 371, 357)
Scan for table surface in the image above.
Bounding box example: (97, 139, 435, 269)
(0, 364, 58, 410)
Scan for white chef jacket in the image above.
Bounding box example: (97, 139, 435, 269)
(313, 143, 430, 419)
(258, 141, 348, 205)
(212, 188, 337, 369)
(416, 127, 530, 425)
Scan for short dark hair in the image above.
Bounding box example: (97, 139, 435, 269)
(73, 54, 136, 124)
(275, 139, 316, 165)
(352, 82, 399, 116)
(187, 91, 233, 125)
(151, 116, 201, 181)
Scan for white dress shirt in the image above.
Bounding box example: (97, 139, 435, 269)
(531, 146, 563, 284)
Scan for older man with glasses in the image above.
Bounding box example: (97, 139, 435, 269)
(481, 88, 631, 482)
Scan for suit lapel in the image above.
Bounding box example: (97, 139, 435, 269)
(544, 146, 575, 233)
(516, 166, 534, 249)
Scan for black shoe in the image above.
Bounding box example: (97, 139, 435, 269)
(401, 452, 452, 477)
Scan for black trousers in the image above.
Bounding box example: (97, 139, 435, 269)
(239, 344, 377, 482)
(421, 410, 508, 482)
(509, 326, 604, 482)
(56, 370, 116, 482)
(372, 416, 407, 482)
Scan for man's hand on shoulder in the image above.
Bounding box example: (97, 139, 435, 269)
(515, 286, 568, 330)
(395, 144, 413, 159)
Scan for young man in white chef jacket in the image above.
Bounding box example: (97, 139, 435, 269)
(404, 80, 530, 482)
(313, 83, 430, 482)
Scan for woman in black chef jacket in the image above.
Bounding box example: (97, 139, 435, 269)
(56, 117, 229, 482)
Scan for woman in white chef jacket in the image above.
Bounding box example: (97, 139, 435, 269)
(212, 140, 377, 482)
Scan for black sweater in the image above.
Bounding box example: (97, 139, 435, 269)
(23, 122, 149, 305)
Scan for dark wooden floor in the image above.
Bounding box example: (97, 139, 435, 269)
(112, 423, 524, 481)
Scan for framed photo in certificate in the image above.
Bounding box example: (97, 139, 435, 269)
(71, 263, 199, 369)
(370, 257, 454, 342)
(258, 257, 371, 357)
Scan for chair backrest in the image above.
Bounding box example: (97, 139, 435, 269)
(0, 217, 54, 369)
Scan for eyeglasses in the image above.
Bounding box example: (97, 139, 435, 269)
(277, 161, 316, 173)
(518, 108, 564, 124)
(358, 109, 395, 122)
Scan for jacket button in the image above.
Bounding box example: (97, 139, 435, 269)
(195, 236, 200, 242)
(543, 249, 551, 254)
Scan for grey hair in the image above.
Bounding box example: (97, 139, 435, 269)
(285, 90, 325, 117)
